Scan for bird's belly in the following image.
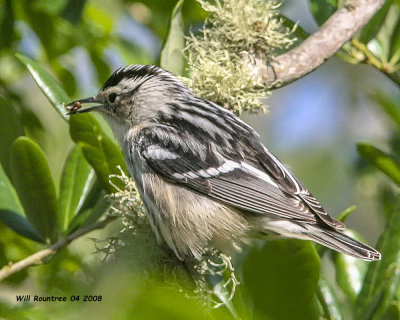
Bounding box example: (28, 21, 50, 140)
(138, 172, 249, 260)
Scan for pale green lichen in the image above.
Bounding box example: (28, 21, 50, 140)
(194, 247, 240, 308)
(184, 0, 296, 114)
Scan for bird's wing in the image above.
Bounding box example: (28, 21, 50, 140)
(132, 124, 340, 226)
(253, 145, 345, 230)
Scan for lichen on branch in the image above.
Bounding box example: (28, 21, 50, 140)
(184, 0, 296, 114)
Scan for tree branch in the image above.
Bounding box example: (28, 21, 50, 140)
(257, 0, 387, 88)
(0, 216, 117, 282)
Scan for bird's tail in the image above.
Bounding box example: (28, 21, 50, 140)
(307, 226, 381, 261)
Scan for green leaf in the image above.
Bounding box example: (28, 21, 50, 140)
(374, 3, 400, 64)
(242, 239, 321, 320)
(317, 277, 344, 320)
(90, 276, 229, 320)
(69, 113, 128, 193)
(0, 210, 44, 243)
(19, 2, 58, 58)
(382, 301, 400, 320)
(61, 0, 86, 23)
(389, 16, 400, 66)
(117, 38, 154, 66)
(0, 163, 42, 242)
(362, 3, 399, 65)
(357, 1, 392, 45)
(309, 0, 338, 26)
(371, 92, 400, 131)
(0, 0, 15, 49)
(31, 0, 69, 15)
(79, 195, 109, 228)
(356, 203, 400, 320)
(75, 178, 103, 215)
(357, 143, 400, 185)
(11, 137, 59, 243)
(15, 53, 70, 122)
(282, 17, 309, 41)
(159, 0, 185, 75)
(89, 49, 111, 85)
(19, 106, 46, 147)
(59, 145, 94, 231)
(66, 179, 105, 232)
(333, 230, 368, 302)
(337, 205, 356, 223)
(0, 103, 24, 177)
(54, 64, 77, 97)
(84, 2, 115, 35)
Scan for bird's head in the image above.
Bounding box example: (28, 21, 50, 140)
(66, 64, 189, 125)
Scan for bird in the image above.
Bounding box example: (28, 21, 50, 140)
(66, 64, 381, 262)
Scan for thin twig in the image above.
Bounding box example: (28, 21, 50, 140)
(254, 0, 387, 88)
(350, 39, 383, 69)
(349, 39, 400, 86)
(0, 216, 117, 282)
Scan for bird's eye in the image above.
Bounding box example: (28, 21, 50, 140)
(108, 93, 117, 103)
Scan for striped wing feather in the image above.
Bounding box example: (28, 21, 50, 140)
(136, 125, 344, 227)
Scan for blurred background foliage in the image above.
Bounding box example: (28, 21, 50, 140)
(0, 0, 400, 319)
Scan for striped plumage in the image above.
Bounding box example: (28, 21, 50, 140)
(67, 65, 381, 261)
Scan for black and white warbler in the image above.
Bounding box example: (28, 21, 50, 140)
(66, 65, 381, 261)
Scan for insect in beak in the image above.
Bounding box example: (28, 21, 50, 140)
(65, 96, 103, 115)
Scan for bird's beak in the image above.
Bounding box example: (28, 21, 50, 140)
(65, 96, 103, 115)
